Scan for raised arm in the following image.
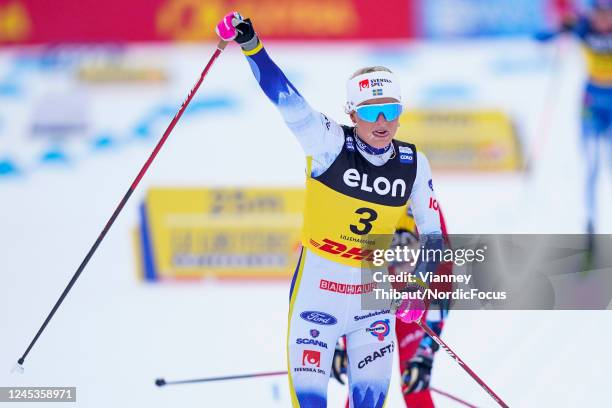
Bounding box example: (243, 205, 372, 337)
(215, 12, 344, 164)
(534, 12, 590, 42)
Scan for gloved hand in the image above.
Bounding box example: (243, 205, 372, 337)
(396, 296, 425, 324)
(390, 228, 418, 249)
(331, 339, 348, 385)
(395, 280, 426, 323)
(402, 347, 434, 395)
(215, 11, 258, 49)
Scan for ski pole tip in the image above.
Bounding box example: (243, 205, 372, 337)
(11, 362, 24, 375)
(155, 378, 166, 387)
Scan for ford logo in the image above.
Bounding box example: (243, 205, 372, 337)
(299, 311, 337, 326)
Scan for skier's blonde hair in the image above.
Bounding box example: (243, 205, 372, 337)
(350, 66, 393, 79)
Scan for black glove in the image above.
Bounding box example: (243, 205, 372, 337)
(234, 18, 256, 46)
(391, 228, 418, 249)
(402, 347, 434, 394)
(331, 339, 348, 385)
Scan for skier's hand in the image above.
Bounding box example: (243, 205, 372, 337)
(215, 12, 257, 46)
(395, 281, 426, 324)
(402, 347, 434, 394)
(396, 297, 425, 323)
(391, 228, 418, 249)
(331, 339, 348, 385)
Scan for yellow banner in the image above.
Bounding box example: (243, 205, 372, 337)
(397, 110, 522, 171)
(137, 187, 304, 280)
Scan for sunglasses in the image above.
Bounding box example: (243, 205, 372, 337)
(355, 103, 403, 123)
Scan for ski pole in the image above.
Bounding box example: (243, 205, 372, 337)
(15, 40, 229, 370)
(431, 387, 478, 408)
(155, 371, 287, 387)
(417, 319, 509, 408)
(156, 369, 479, 407)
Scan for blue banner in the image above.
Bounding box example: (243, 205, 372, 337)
(421, 0, 551, 38)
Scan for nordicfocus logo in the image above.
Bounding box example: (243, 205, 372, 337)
(357, 342, 394, 369)
(296, 338, 328, 349)
(343, 168, 407, 197)
(359, 79, 369, 90)
(300, 311, 338, 326)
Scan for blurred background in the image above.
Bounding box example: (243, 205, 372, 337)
(1, 0, 611, 406)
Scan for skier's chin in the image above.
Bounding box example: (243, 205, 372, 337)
(368, 131, 393, 148)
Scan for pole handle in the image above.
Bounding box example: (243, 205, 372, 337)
(217, 40, 229, 51)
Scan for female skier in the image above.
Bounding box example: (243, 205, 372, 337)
(538, 0, 612, 251)
(216, 12, 443, 407)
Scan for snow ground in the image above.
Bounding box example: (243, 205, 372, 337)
(1, 39, 611, 407)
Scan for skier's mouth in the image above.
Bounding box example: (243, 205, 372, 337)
(372, 129, 390, 138)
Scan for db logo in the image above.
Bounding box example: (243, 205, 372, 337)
(359, 79, 369, 91)
(429, 197, 439, 211)
(302, 350, 321, 367)
(309, 238, 374, 261)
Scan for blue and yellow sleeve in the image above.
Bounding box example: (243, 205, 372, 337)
(242, 42, 302, 105)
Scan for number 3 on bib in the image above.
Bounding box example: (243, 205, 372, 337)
(350, 207, 378, 235)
